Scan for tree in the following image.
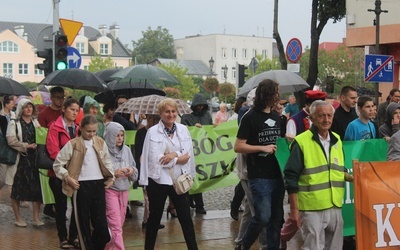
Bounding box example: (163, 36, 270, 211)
(159, 62, 199, 101)
(273, 0, 287, 70)
(253, 55, 281, 75)
(88, 53, 115, 72)
(307, 0, 346, 88)
(132, 26, 175, 64)
(219, 83, 236, 103)
(163, 87, 181, 99)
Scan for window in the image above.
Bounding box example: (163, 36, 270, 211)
(232, 48, 237, 58)
(83, 65, 89, 71)
(18, 64, 28, 75)
(76, 42, 85, 54)
(34, 65, 43, 75)
(242, 48, 247, 59)
(262, 49, 268, 59)
(252, 49, 257, 57)
(0, 41, 19, 53)
(3, 63, 13, 78)
(221, 48, 227, 58)
(232, 67, 236, 79)
(100, 43, 109, 55)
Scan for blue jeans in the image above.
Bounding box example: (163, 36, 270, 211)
(242, 178, 285, 250)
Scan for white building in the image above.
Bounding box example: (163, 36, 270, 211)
(174, 34, 276, 84)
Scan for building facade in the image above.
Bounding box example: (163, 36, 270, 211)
(174, 34, 276, 84)
(0, 21, 131, 83)
(346, 0, 400, 100)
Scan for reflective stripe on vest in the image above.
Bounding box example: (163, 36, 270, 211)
(296, 130, 345, 211)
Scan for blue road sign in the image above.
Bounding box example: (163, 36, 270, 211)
(286, 38, 302, 63)
(67, 47, 82, 69)
(365, 54, 394, 82)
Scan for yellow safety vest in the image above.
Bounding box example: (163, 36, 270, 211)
(295, 130, 345, 211)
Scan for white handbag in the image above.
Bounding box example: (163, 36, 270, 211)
(169, 168, 194, 195)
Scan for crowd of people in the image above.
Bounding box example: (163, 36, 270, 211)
(0, 82, 398, 249)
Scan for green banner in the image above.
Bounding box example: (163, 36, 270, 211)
(275, 138, 388, 236)
(188, 120, 239, 194)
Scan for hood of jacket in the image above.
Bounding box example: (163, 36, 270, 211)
(15, 98, 35, 119)
(83, 96, 100, 114)
(104, 122, 125, 160)
(190, 93, 209, 115)
(385, 102, 400, 125)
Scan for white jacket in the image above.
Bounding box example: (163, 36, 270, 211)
(139, 121, 195, 186)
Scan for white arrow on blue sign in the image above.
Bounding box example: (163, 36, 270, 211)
(67, 47, 82, 69)
(364, 54, 394, 82)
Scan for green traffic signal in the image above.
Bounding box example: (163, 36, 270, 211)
(55, 34, 68, 70)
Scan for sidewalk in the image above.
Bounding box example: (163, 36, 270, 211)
(0, 186, 302, 249)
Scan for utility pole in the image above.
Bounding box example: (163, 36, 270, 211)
(52, 0, 60, 71)
(368, 0, 388, 104)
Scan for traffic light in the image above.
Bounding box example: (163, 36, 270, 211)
(54, 34, 68, 70)
(36, 48, 53, 76)
(238, 64, 248, 88)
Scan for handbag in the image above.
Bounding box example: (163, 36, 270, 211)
(169, 168, 194, 195)
(0, 132, 17, 165)
(35, 144, 54, 169)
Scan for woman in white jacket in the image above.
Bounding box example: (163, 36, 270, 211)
(139, 98, 198, 250)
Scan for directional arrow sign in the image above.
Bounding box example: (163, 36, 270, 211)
(67, 47, 82, 69)
(364, 54, 394, 82)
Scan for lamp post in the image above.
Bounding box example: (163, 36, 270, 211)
(368, 0, 388, 104)
(222, 64, 228, 83)
(208, 57, 215, 111)
(208, 57, 215, 77)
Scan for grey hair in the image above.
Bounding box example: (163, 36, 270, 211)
(219, 102, 226, 108)
(288, 95, 295, 100)
(309, 100, 335, 118)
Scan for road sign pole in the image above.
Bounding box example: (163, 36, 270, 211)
(52, 0, 60, 72)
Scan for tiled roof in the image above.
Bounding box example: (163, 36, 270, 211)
(0, 21, 131, 57)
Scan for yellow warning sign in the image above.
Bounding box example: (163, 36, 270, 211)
(59, 18, 83, 46)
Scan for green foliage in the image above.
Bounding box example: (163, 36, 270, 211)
(219, 83, 235, 101)
(159, 63, 199, 101)
(299, 45, 368, 96)
(163, 87, 181, 99)
(251, 55, 282, 77)
(203, 78, 219, 93)
(192, 77, 208, 96)
(21, 81, 40, 91)
(88, 54, 115, 72)
(132, 26, 175, 64)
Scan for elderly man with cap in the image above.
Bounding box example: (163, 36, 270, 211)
(286, 90, 327, 140)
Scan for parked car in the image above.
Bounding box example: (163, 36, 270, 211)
(207, 100, 220, 112)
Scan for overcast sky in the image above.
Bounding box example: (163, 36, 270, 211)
(2, 0, 347, 49)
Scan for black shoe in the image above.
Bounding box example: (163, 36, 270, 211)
(43, 205, 56, 219)
(190, 201, 196, 208)
(195, 207, 207, 214)
(230, 209, 239, 221)
(142, 222, 165, 230)
(234, 244, 242, 250)
(131, 200, 143, 206)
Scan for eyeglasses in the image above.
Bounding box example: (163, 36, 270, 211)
(118, 102, 125, 106)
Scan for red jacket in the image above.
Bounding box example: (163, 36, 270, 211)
(46, 116, 79, 177)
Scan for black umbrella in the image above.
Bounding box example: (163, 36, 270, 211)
(94, 68, 120, 83)
(94, 80, 166, 104)
(0, 76, 30, 96)
(40, 69, 108, 93)
(111, 64, 179, 87)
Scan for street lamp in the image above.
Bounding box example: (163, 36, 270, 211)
(222, 64, 228, 82)
(209, 57, 215, 77)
